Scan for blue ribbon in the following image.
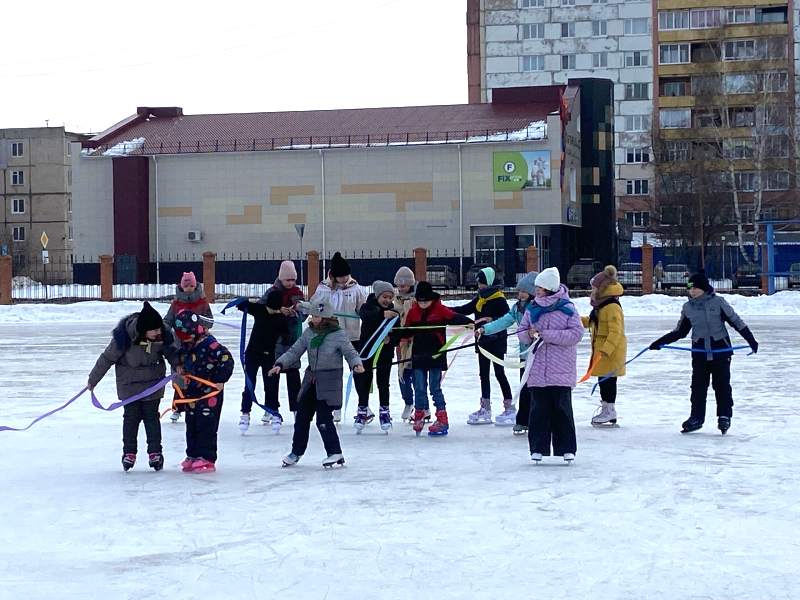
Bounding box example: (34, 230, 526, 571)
(343, 316, 398, 419)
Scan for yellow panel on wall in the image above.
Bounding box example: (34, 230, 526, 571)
(288, 213, 307, 224)
(494, 191, 523, 210)
(270, 185, 315, 206)
(340, 182, 433, 212)
(227, 205, 262, 225)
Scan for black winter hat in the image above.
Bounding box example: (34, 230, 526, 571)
(266, 289, 284, 311)
(414, 281, 439, 302)
(136, 301, 163, 334)
(688, 272, 712, 293)
(330, 252, 351, 278)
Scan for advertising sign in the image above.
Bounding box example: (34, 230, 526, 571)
(493, 151, 551, 191)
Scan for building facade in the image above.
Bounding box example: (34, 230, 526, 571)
(0, 127, 86, 283)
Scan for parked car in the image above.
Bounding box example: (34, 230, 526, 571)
(464, 263, 503, 290)
(426, 265, 458, 289)
(790, 263, 800, 289)
(566, 259, 603, 290)
(732, 263, 761, 289)
(662, 264, 691, 289)
(617, 262, 643, 288)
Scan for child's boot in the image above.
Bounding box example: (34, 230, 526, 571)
(238, 413, 250, 434)
(428, 410, 449, 436)
(148, 452, 164, 471)
(681, 416, 704, 433)
(401, 404, 414, 421)
(379, 406, 392, 432)
(592, 401, 618, 426)
(191, 458, 216, 472)
(412, 409, 426, 435)
(354, 406, 368, 433)
(495, 399, 517, 426)
(467, 398, 492, 424)
(181, 457, 196, 472)
(170, 410, 181, 423)
(271, 413, 283, 434)
(122, 453, 136, 472)
(365, 407, 375, 424)
(718, 416, 731, 434)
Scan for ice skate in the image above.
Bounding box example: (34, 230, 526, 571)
(401, 404, 414, 421)
(379, 407, 392, 432)
(282, 452, 301, 467)
(332, 409, 342, 424)
(681, 416, 704, 433)
(170, 410, 181, 423)
(181, 457, 196, 472)
(563, 453, 575, 463)
(354, 406, 368, 434)
(190, 458, 216, 473)
(122, 453, 136, 472)
(591, 402, 619, 427)
(365, 407, 375, 425)
(271, 413, 283, 434)
(260, 412, 271, 426)
(467, 398, 492, 424)
(238, 413, 250, 434)
(148, 452, 164, 471)
(322, 453, 345, 468)
(530, 452, 542, 463)
(512, 424, 528, 435)
(411, 409, 426, 436)
(718, 416, 731, 435)
(494, 400, 517, 426)
(428, 410, 449, 436)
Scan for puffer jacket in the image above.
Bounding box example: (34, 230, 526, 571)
(312, 277, 367, 343)
(581, 282, 627, 377)
(263, 278, 305, 368)
(398, 298, 473, 371)
(518, 285, 584, 388)
(275, 323, 362, 407)
(89, 314, 181, 400)
(180, 334, 235, 401)
(481, 299, 531, 354)
(452, 284, 510, 356)
(164, 285, 213, 331)
(358, 294, 399, 356)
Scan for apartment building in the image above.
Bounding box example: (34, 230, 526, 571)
(0, 127, 87, 283)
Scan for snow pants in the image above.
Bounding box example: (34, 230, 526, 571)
(186, 392, 224, 463)
(690, 352, 733, 420)
(122, 398, 162, 455)
(528, 386, 577, 457)
(291, 382, 342, 457)
(599, 377, 617, 404)
(357, 346, 393, 408)
(478, 352, 513, 400)
(240, 351, 279, 415)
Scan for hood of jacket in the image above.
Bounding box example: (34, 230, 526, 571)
(174, 285, 205, 303)
(599, 282, 624, 298)
(533, 283, 570, 308)
(321, 276, 358, 291)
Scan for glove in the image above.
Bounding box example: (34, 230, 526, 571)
(748, 340, 758, 354)
(649, 341, 662, 351)
(739, 327, 758, 354)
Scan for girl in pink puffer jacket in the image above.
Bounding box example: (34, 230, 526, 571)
(518, 268, 584, 463)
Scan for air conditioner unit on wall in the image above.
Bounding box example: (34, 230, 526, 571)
(187, 230, 203, 242)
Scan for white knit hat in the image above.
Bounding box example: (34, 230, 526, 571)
(534, 267, 561, 292)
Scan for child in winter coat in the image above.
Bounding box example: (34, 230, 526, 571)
(396, 281, 473, 436)
(270, 295, 364, 468)
(452, 267, 514, 425)
(236, 290, 290, 434)
(649, 272, 758, 434)
(581, 266, 627, 427)
(164, 272, 214, 422)
(172, 310, 234, 472)
(393, 266, 416, 420)
(477, 270, 538, 434)
(313, 251, 367, 423)
(518, 268, 584, 463)
(355, 281, 400, 432)
(88, 301, 181, 472)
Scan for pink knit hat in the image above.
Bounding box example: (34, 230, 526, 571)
(279, 261, 297, 280)
(180, 272, 197, 288)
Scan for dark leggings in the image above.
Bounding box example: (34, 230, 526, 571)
(291, 383, 342, 457)
(122, 398, 162, 454)
(478, 352, 513, 400)
(357, 347, 393, 408)
(598, 377, 617, 404)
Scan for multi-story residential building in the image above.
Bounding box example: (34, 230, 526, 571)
(0, 127, 87, 283)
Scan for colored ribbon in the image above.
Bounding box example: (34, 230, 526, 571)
(577, 354, 603, 384)
(343, 316, 398, 419)
(476, 345, 526, 370)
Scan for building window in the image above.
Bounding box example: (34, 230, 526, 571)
(734, 172, 756, 192)
(759, 71, 788, 92)
(68, 170, 72, 185)
(11, 142, 23, 157)
(731, 107, 755, 127)
(625, 18, 649, 35)
(758, 6, 787, 23)
(724, 139, 755, 159)
(522, 23, 546, 39)
(659, 109, 690, 128)
(67, 142, 72, 156)
(68, 196, 73, 212)
(726, 8, 754, 24)
(521, 0, 545, 6)
(723, 39, 755, 61)
(766, 171, 789, 191)
(626, 211, 650, 227)
(69, 226, 74, 241)
(592, 20, 607, 36)
(765, 136, 789, 158)
(12, 198, 25, 214)
(592, 52, 608, 68)
(659, 44, 690, 64)
(661, 206, 685, 225)
(561, 22, 575, 37)
(626, 147, 651, 164)
(696, 109, 722, 128)
(625, 83, 649, 100)
(475, 234, 506, 268)
(658, 11, 689, 31)
(663, 81, 687, 97)
(523, 55, 546, 71)
(562, 0, 575, 5)
(624, 115, 650, 131)
(663, 140, 690, 162)
(624, 51, 649, 67)
(11, 171, 24, 186)
(593, 0, 608, 3)
(724, 73, 757, 94)
(764, 105, 789, 126)
(561, 54, 576, 69)
(626, 180, 649, 195)
(12, 226, 25, 242)
(691, 9, 721, 28)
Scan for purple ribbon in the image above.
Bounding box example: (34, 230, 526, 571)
(0, 388, 89, 432)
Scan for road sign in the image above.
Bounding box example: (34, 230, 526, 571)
(294, 223, 305, 238)
(42, 250, 49, 265)
(40, 232, 49, 249)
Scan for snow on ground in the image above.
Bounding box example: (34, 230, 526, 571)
(0, 299, 798, 600)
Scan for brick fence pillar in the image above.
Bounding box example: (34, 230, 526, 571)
(414, 247, 427, 284)
(307, 250, 320, 298)
(525, 246, 539, 273)
(0, 255, 12, 305)
(761, 248, 769, 295)
(642, 243, 654, 295)
(203, 251, 216, 304)
(99, 254, 113, 302)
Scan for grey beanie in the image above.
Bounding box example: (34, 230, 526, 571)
(299, 294, 334, 319)
(394, 266, 415, 287)
(372, 280, 395, 299)
(516, 271, 539, 296)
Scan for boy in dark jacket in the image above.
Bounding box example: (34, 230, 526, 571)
(355, 281, 400, 433)
(88, 302, 180, 472)
(173, 310, 234, 472)
(452, 267, 514, 425)
(236, 290, 290, 434)
(397, 281, 472, 436)
(650, 272, 758, 434)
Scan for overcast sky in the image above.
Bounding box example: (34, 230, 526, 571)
(1, 0, 466, 133)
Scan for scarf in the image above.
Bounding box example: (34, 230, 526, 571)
(526, 299, 574, 324)
(589, 297, 621, 326)
(476, 289, 505, 313)
(309, 320, 341, 349)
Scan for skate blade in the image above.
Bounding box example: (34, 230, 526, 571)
(323, 459, 345, 468)
(494, 421, 516, 427)
(467, 420, 493, 425)
(591, 422, 620, 428)
(427, 431, 448, 436)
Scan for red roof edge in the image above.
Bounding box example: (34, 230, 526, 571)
(83, 106, 184, 149)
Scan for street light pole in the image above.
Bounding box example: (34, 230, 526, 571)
(295, 223, 306, 290)
(721, 235, 726, 281)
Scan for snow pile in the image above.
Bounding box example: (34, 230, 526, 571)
(101, 137, 145, 156)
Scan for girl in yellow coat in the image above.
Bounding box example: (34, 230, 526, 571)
(581, 265, 627, 426)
